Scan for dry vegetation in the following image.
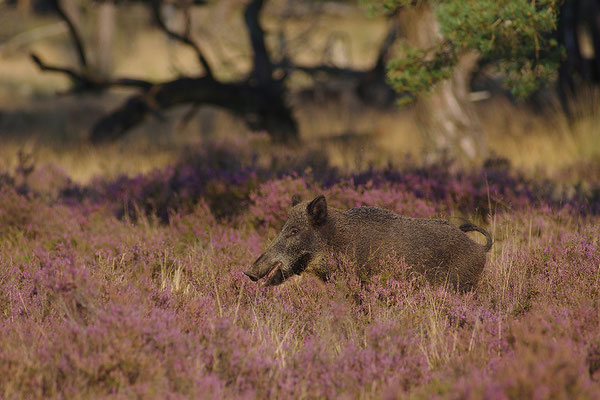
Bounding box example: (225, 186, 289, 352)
(1, 140, 599, 398)
(1, 3, 600, 399)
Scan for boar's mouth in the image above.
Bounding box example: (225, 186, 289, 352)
(263, 261, 284, 286)
(260, 254, 312, 287)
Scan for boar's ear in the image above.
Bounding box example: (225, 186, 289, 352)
(291, 194, 302, 207)
(307, 195, 327, 225)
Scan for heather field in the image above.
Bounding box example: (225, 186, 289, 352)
(2, 0, 600, 398)
(1, 138, 600, 399)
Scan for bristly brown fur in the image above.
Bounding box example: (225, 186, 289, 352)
(246, 194, 493, 292)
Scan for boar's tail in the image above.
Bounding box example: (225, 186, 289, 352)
(459, 223, 492, 252)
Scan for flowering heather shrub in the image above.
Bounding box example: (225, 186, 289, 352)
(50, 139, 600, 225)
(248, 175, 312, 230)
(0, 187, 36, 238)
(1, 145, 600, 398)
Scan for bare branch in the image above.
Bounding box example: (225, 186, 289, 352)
(151, 0, 214, 79)
(282, 62, 365, 80)
(50, 0, 88, 70)
(31, 53, 85, 84)
(31, 53, 153, 90)
(244, 0, 274, 85)
(109, 77, 154, 90)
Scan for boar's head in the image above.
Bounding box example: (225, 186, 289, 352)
(245, 194, 328, 286)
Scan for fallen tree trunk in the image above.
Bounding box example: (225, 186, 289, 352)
(91, 77, 298, 143)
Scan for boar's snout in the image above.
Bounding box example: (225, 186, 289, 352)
(245, 252, 285, 286)
(244, 270, 259, 281)
(245, 253, 270, 280)
(244, 254, 263, 281)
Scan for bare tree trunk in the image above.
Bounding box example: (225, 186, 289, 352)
(95, 0, 115, 77)
(401, 6, 485, 162)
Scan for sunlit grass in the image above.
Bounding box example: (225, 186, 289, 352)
(1, 7, 600, 396)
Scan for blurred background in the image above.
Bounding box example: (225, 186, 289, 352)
(0, 0, 598, 185)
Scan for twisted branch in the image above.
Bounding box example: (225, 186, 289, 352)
(31, 53, 153, 91)
(151, 0, 214, 79)
(50, 0, 87, 69)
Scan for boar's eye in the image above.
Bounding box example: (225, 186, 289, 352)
(288, 228, 299, 237)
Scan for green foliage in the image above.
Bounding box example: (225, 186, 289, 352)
(387, 42, 457, 104)
(436, 0, 562, 97)
(369, 0, 563, 100)
(361, 0, 417, 16)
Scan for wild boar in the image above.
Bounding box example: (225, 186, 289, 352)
(245, 194, 492, 291)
